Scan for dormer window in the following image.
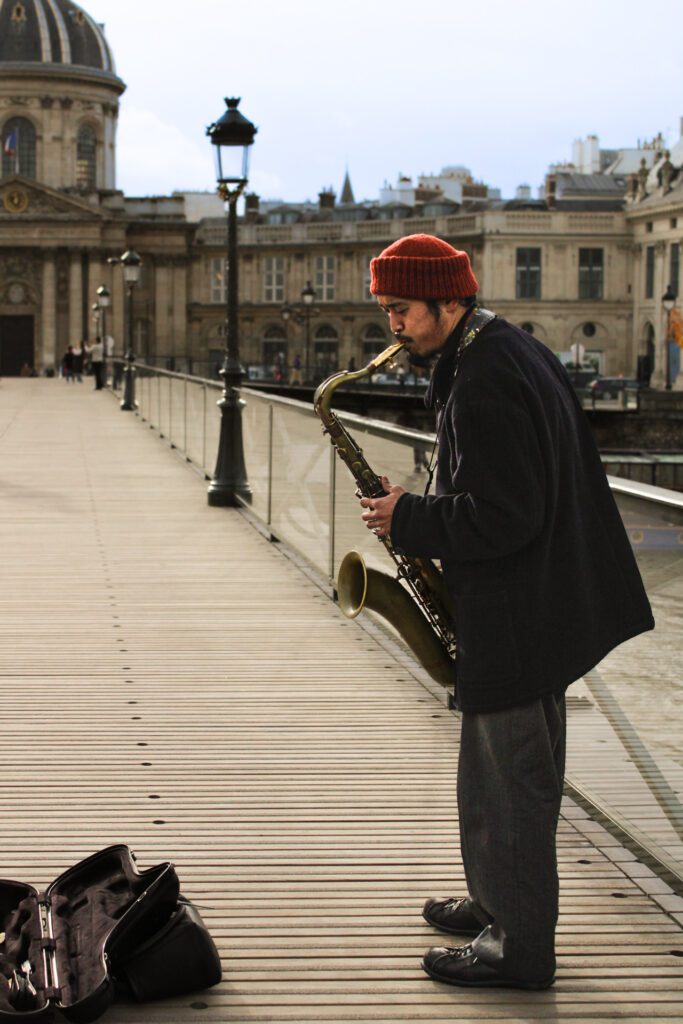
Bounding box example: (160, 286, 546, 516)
(11, 3, 27, 22)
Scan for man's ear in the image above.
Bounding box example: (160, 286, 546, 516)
(443, 298, 461, 314)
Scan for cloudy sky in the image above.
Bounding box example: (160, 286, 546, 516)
(87, 0, 682, 204)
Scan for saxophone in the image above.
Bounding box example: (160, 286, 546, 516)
(313, 343, 456, 689)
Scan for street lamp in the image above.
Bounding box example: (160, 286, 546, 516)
(662, 284, 676, 391)
(119, 249, 142, 411)
(96, 285, 111, 384)
(206, 96, 257, 506)
(280, 280, 317, 384)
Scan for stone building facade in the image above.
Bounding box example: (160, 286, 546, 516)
(0, 0, 680, 388)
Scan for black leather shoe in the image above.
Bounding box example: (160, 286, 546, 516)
(421, 944, 555, 990)
(422, 897, 483, 937)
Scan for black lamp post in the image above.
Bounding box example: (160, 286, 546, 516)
(119, 249, 142, 410)
(96, 285, 110, 384)
(206, 97, 257, 506)
(280, 280, 317, 383)
(662, 284, 676, 392)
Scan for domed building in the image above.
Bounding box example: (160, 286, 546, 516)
(0, 0, 197, 377)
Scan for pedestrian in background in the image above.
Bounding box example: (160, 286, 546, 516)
(88, 337, 105, 390)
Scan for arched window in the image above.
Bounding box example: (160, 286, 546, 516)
(362, 322, 386, 359)
(314, 324, 339, 379)
(76, 125, 97, 189)
(2, 117, 36, 179)
(262, 324, 288, 380)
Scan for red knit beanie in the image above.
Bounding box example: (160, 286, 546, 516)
(370, 233, 479, 299)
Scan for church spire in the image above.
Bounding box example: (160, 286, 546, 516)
(340, 168, 355, 205)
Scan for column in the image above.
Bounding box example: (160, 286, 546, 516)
(172, 261, 188, 367)
(155, 261, 170, 364)
(41, 254, 57, 372)
(68, 251, 83, 346)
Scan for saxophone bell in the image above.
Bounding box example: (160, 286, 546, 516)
(337, 551, 455, 689)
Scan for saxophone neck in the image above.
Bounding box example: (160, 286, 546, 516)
(313, 340, 405, 416)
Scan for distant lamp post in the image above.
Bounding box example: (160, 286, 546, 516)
(96, 285, 111, 383)
(280, 280, 318, 383)
(119, 249, 142, 411)
(206, 96, 257, 506)
(96, 284, 110, 340)
(662, 284, 676, 391)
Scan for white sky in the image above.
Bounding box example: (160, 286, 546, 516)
(86, 0, 683, 203)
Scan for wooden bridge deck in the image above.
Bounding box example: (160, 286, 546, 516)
(0, 378, 682, 1023)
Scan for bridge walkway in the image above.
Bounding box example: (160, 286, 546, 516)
(0, 379, 681, 1023)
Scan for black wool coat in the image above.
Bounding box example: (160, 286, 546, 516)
(391, 315, 654, 713)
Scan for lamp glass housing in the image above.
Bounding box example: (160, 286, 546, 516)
(301, 281, 316, 306)
(96, 285, 111, 308)
(121, 250, 142, 286)
(207, 97, 257, 187)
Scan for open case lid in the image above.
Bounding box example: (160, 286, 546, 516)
(1, 845, 179, 1023)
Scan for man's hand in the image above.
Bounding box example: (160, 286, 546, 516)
(360, 476, 405, 539)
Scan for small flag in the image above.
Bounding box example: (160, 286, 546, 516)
(3, 129, 17, 157)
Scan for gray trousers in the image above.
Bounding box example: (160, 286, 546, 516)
(457, 691, 566, 981)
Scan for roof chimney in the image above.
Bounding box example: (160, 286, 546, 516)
(318, 188, 336, 210)
(244, 192, 260, 221)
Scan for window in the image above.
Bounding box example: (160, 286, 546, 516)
(363, 259, 374, 301)
(210, 257, 226, 304)
(645, 245, 655, 299)
(515, 248, 541, 299)
(263, 256, 285, 303)
(315, 255, 336, 302)
(362, 323, 386, 359)
(76, 125, 97, 189)
(2, 117, 36, 178)
(578, 248, 603, 300)
(314, 324, 338, 375)
(670, 243, 680, 299)
(262, 325, 287, 379)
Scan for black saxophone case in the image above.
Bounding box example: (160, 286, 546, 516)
(0, 845, 221, 1023)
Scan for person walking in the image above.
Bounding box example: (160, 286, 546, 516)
(88, 337, 105, 390)
(360, 234, 654, 991)
(61, 345, 75, 382)
(72, 342, 85, 382)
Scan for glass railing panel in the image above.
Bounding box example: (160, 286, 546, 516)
(169, 376, 185, 450)
(268, 401, 331, 576)
(159, 375, 171, 439)
(204, 383, 221, 478)
(240, 390, 272, 524)
(185, 380, 207, 470)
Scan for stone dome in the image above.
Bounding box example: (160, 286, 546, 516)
(0, 0, 119, 82)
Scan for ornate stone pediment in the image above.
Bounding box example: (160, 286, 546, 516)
(0, 176, 105, 219)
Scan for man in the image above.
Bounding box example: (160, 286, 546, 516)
(360, 234, 654, 990)
(88, 336, 105, 390)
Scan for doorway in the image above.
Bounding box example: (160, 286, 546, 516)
(0, 316, 34, 375)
